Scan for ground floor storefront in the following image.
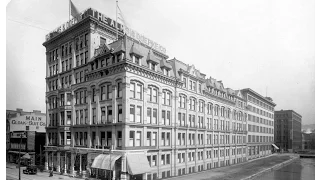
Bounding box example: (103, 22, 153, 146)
(7, 151, 36, 165)
(247, 144, 272, 160)
(44, 146, 150, 180)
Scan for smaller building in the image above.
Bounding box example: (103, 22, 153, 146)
(7, 109, 46, 165)
(302, 131, 315, 150)
(274, 110, 302, 152)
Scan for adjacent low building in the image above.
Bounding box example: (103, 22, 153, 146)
(7, 109, 46, 165)
(240, 89, 276, 160)
(274, 110, 302, 152)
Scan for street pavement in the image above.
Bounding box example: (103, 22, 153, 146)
(166, 154, 296, 180)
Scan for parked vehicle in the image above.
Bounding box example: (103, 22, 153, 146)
(23, 165, 37, 175)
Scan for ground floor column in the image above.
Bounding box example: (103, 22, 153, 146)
(51, 152, 54, 170)
(56, 152, 61, 173)
(120, 154, 127, 180)
(71, 153, 75, 176)
(45, 151, 49, 170)
(79, 154, 82, 174)
(64, 152, 67, 175)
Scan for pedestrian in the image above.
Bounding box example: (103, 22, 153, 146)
(49, 169, 53, 177)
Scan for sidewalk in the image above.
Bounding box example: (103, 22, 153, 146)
(167, 154, 296, 180)
(6, 162, 85, 180)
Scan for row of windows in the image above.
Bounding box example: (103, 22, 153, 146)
(48, 111, 71, 126)
(49, 63, 59, 76)
(147, 62, 171, 76)
(248, 124, 274, 134)
(48, 132, 71, 146)
(248, 105, 274, 119)
(248, 95, 274, 111)
(178, 95, 246, 120)
(147, 148, 246, 168)
(75, 71, 86, 84)
(248, 114, 274, 126)
(48, 93, 72, 109)
(60, 75, 72, 89)
(248, 135, 274, 143)
(207, 86, 235, 102)
(76, 51, 89, 67)
(91, 52, 124, 71)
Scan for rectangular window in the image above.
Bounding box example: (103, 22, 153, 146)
(147, 108, 151, 124)
(118, 105, 122, 122)
(130, 105, 135, 122)
(152, 109, 157, 124)
(136, 131, 141, 146)
(92, 108, 96, 124)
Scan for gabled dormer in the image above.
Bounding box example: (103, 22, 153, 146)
(130, 43, 143, 65)
(112, 40, 126, 63)
(94, 43, 112, 58)
(146, 49, 160, 71)
(160, 59, 172, 76)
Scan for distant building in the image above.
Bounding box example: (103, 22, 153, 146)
(274, 110, 302, 152)
(7, 109, 46, 165)
(302, 131, 315, 150)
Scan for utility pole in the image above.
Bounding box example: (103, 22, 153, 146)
(18, 133, 23, 180)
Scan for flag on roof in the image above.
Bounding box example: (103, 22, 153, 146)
(70, 0, 80, 18)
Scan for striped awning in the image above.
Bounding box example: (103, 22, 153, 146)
(127, 153, 151, 175)
(272, 144, 279, 150)
(91, 154, 121, 170)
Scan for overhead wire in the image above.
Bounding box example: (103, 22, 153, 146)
(7, 18, 50, 32)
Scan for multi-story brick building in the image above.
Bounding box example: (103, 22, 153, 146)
(274, 110, 302, 152)
(43, 7, 273, 180)
(240, 89, 276, 160)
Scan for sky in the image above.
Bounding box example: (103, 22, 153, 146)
(6, 0, 315, 124)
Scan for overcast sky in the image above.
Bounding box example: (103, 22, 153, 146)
(6, 0, 315, 124)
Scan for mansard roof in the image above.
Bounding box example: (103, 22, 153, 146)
(168, 58, 205, 80)
(160, 59, 172, 69)
(206, 77, 225, 91)
(129, 43, 143, 58)
(94, 43, 112, 57)
(112, 38, 126, 54)
(226, 88, 236, 95)
(146, 49, 160, 64)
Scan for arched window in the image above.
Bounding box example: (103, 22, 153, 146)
(147, 85, 158, 103)
(130, 81, 143, 100)
(162, 90, 172, 106)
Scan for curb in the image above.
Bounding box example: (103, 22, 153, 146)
(240, 155, 299, 180)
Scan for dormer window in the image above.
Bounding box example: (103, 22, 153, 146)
(117, 54, 122, 62)
(162, 68, 169, 76)
(133, 55, 140, 65)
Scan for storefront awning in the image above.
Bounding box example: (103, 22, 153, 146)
(127, 153, 151, 175)
(8, 151, 26, 155)
(272, 144, 279, 150)
(91, 154, 121, 170)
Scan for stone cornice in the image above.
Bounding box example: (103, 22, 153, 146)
(43, 17, 91, 49)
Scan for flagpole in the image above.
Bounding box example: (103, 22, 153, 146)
(69, 0, 71, 22)
(116, 0, 118, 40)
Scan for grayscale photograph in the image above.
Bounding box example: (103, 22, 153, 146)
(5, 0, 315, 180)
